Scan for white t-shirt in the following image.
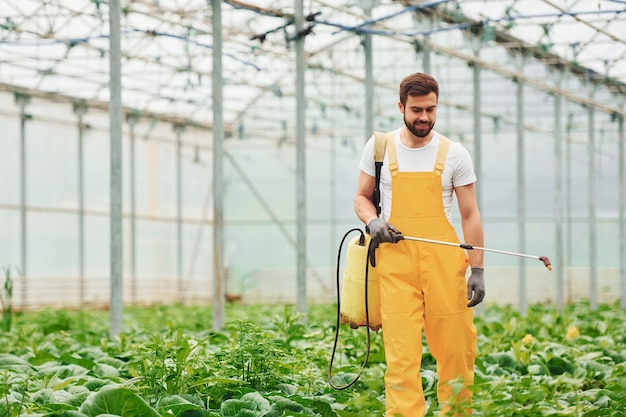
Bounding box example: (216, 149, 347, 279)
(358, 129, 477, 223)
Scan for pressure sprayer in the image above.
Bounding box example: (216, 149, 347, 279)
(328, 228, 552, 390)
(328, 227, 379, 390)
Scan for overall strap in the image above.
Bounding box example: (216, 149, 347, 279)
(373, 131, 387, 163)
(434, 135, 451, 176)
(386, 131, 398, 177)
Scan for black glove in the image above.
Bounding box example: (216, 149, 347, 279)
(367, 218, 403, 246)
(467, 267, 485, 307)
(367, 218, 403, 267)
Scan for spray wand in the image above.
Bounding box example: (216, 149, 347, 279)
(400, 235, 552, 270)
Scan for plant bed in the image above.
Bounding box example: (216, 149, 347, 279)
(0, 301, 624, 416)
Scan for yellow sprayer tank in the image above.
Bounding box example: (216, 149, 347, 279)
(340, 234, 382, 331)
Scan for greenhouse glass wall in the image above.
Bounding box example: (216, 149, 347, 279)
(0, 0, 624, 317)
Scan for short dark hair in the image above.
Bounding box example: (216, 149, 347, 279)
(399, 73, 439, 106)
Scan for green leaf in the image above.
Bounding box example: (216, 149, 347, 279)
(95, 357, 127, 369)
(156, 395, 205, 417)
(242, 392, 271, 414)
(78, 387, 161, 417)
(219, 392, 272, 417)
(421, 370, 437, 392)
(306, 399, 338, 417)
(328, 373, 359, 388)
(39, 363, 90, 379)
(275, 384, 297, 396)
(335, 412, 360, 417)
(42, 411, 89, 417)
(0, 353, 36, 373)
(220, 399, 260, 416)
(91, 363, 120, 378)
(82, 378, 110, 391)
(579, 351, 604, 361)
(189, 377, 245, 388)
(265, 397, 314, 417)
(66, 391, 91, 407)
(59, 354, 97, 370)
(31, 388, 57, 405)
(177, 394, 206, 408)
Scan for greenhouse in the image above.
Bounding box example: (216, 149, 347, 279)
(0, 0, 625, 415)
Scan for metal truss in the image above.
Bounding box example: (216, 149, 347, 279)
(0, 0, 624, 134)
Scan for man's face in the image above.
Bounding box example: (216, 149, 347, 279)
(398, 92, 438, 138)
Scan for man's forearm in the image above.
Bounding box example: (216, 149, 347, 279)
(354, 195, 378, 225)
(462, 215, 484, 269)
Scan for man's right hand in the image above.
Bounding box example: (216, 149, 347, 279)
(368, 218, 403, 246)
(367, 218, 402, 267)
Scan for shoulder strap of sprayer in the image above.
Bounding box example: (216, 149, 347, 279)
(372, 131, 390, 216)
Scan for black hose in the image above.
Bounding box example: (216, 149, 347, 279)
(328, 228, 375, 390)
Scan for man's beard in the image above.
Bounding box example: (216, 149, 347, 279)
(404, 116, 434, 138)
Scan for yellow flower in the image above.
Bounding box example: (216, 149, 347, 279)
(522, 334, 534, 345)
(566, 326, 580, 340)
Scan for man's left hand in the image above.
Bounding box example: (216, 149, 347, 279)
(467, 267, 485, 307)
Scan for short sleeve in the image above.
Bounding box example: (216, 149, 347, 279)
(451, 143, 477, 187)
(358, 135, 376, 177)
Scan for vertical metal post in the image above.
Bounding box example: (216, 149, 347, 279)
(516, 55, 527, 315)
(553, 84, 564, 310)
(422, 16, 433, 74)
(363, 1, 374, 140)
(74, 102, 87, 307)
(295, 0, 307, 317)
(212, 0, 225, 331)
(619, 114, 625, 309)
(174, 124, 185, 301)
(15, 93, 30, 309)
(109, 0, 124, 338)
(330, 67, 338, 267)
(471, 43, 483, 316)
(127, 115, 138, 304)
(472, 48, 482, 210)
(565, 108, 573, 298)
(588, 103, 597, 310)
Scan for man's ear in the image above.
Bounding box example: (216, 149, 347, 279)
(397, 101, 404, 113)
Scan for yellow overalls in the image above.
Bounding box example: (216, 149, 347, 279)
(376, 134, 477, 417)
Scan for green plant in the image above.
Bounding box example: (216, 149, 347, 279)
(124, 326, 211, 403)
(0, 267, 14, 332)
(215, 320, 289, 391)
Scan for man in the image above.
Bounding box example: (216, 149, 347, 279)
(354, 72, 485, 416)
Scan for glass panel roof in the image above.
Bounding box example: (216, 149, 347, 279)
(1, 0, 624, 132)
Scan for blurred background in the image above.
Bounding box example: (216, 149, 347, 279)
(0, 0, 624, 324)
